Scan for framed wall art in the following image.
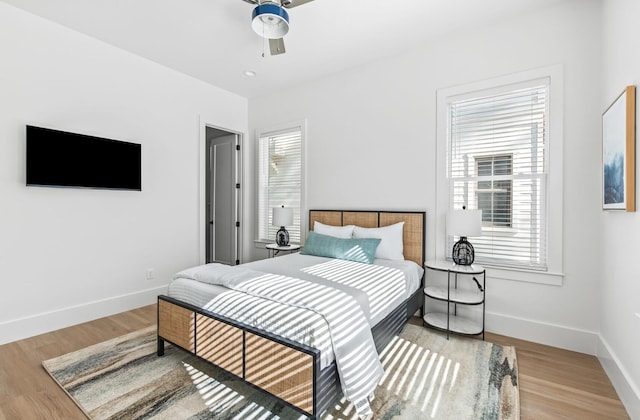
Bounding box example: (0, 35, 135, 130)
(603, 85, 636, 211)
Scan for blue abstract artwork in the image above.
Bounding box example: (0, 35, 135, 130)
(603, 89, 629, 210)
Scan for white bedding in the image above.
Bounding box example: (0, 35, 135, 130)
(167, 253, 423, 369)
(169, 253, 422, 323)
(173, 261, 388, 413)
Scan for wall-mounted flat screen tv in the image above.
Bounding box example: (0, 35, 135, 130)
(26, 125, 142, 191)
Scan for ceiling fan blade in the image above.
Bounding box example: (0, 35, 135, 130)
(241, 0, 259, 5)
(282, 0, 314, 8)
(269, 38, 286, 55)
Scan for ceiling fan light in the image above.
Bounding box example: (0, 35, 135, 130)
(251, 3, 289, 39)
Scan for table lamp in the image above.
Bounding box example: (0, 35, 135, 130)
(272, 206, 293, 246)
(446, 207, 482, 265)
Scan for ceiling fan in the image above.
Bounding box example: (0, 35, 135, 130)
(242, 0, 314, 55)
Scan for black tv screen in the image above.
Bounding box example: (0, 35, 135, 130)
(26, 125, 141, 190)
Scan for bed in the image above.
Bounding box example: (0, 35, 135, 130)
(157, 210, 426, 419)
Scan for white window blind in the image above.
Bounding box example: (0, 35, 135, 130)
(258, 127, 302, 244)
(447, 81, 549, 270)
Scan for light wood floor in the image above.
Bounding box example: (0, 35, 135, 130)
(0, 305, 629, 419)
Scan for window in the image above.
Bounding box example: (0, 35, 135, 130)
(257, 124, 304, 244)
(477, 155, 513, 228)
(436, 66, 564, 283)
(449, 83, 547, 269)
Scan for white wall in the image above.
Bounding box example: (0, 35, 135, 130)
(2, 0, 635, 414)
(601, 1, 640, 417)
(248, 0, 604, 354)
(0, 3, 247, 344)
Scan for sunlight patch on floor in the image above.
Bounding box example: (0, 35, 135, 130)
(183, 362, 284, 419)
(378, 336, 462, 419)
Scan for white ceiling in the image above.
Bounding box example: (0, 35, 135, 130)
(3, 0, 566, 98)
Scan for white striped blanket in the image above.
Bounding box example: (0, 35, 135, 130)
(174, 263, 383, 417)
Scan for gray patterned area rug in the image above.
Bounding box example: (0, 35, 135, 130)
(42, 323, 519, 419)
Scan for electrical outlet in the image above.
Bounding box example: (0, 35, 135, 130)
(146, 268, 155, 280)
(635, 312, 640, 320)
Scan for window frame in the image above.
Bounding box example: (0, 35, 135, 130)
(254, 120, 307, 246)
(435, 66, 564, 285)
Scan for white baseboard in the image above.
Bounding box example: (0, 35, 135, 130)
(0, 285, 167, 345)
(487, 311, 637, 417)
(598, 337, 640, 420)
(486, 311, 599, 355)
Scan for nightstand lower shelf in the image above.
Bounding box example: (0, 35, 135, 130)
(423, 312, 483, 336)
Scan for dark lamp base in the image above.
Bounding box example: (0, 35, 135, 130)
(276, 227, 290, 246)
(452, 237, 475, 265)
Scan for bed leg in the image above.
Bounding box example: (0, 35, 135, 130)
(157, 337, 165, 356)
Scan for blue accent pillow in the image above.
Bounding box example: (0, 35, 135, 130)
(301, 231, 381, 264)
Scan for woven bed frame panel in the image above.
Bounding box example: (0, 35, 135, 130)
(344, 211, 378, 228)
(158, 296, 318, 416)
(245, 332, 314, 413)
(158, 299, 195, 352)
(195, 314, 243, 377)
(309, 210, 425, 266)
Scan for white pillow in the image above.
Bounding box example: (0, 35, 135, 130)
(313, 221, 355, 239)
(353, 222, 405, 260)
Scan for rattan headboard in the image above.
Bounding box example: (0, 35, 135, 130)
(308, 210, 426, 266)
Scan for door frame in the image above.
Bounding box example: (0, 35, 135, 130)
(198, 121, 244, 266)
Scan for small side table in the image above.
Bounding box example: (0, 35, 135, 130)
(423, 260, 486, 340)
(266, 243, 301, 258)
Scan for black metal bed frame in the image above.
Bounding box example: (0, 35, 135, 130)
(157, 287, 422, 419)
(157, 210, 426, 418)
